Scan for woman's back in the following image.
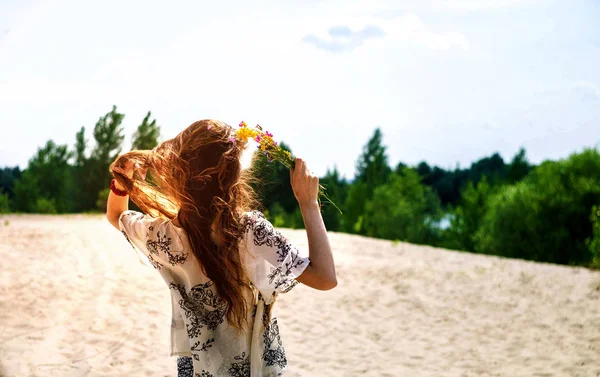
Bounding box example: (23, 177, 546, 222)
(106, 120, 336, 376)
(119, 209, 309, 377)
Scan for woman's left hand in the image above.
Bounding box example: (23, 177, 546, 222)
(113, 160, 135, 179)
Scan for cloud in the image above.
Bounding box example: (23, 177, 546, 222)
(570, 81, 600, 102)
(303, 25, 385, 52)
(303, 13, 469, 52)
(335, 0, 528, 13)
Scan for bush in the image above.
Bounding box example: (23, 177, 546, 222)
(96, 188, 110, 212)
(586, 205, 600, 269)
(442, 177, 496, 252)
(13, 171, 40, 212)
(363, 168, 442, 245)
(342, 182, 369, 234)
(0, 189, 9, 214)
(268, 203, 304, 229)
(35, 197, 57, 214)
(474, 149, 600, 265)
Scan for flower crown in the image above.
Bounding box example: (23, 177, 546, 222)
(231, 121, 341, 213)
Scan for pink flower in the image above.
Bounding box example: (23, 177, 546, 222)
(229, 136, 236, 143)
(254, 135, 262, 142)
(207, 125, 212, 130)
(265, 131, 273, 137)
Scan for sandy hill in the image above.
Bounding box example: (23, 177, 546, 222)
(1, 215, 599, 377)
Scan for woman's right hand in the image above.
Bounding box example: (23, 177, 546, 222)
(290, 158, 319, 207)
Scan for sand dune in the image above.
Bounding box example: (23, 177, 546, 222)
(1, 215, 599, 377)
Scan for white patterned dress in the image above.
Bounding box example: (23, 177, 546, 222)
(119, 210, 310, 377)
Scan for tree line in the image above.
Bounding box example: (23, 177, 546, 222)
(0, 106, 159, 214)
(1, 106, 599, 268)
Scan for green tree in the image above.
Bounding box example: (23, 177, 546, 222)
(85, 106, 125, 210)
(251, 142, 296, 214)
(96, 188, 111, 212)
(586, 205, 600, 268)
(467, 152, 506, 185)
(344, 128, 392, 233)
(394, 162, 408, 174)
(415, 153, 512, 207)
(0, 166, 21, 199)
(0, 188, 10, 213)
(342, 181, 369, 233)
(131, 111, 160, 150)
(506, 147, 532, 184)
(72, 126, 91, 212)
(443, 177, 496, 251)
(363, 167, 442, 244)
(35, 198, 58, 214)
(320, 166, 348, 231)
(355, 128, 391, 193)
(74, 126, 87, 168)
(13, 140, 73, 213)
(268, 202, 304, 229)
(474, 148, 600, 265)
(12, 171, 40, 212)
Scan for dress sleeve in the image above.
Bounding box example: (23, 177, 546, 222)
(243, 211, 310, 304)
(118, 210, 169, 270)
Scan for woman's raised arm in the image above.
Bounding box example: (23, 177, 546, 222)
(290, 158, 337, 291)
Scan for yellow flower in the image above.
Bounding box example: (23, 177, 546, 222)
(236, 127, 259, 141)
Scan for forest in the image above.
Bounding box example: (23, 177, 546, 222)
(1, 106, 599, 268)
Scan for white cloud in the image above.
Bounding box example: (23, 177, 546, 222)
(570, 81, 600, 102)
(304, 13, 469, 52)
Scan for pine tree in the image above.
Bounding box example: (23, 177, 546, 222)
(344, 128, 391, 233)
(88, 106, 125, 210)
(131, 111, 160, 150)
(74, 126, 87, 169)
(72, 126, 89, 211)
(507, 147, 531, 183)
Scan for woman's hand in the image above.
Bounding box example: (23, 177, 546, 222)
(112, 157, 147, 190)
(111, 160, 134, 190)
(113, 160, 135, 179)
(290, 158, 319, 207)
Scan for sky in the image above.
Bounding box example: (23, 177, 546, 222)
(0, 0, 599, 179)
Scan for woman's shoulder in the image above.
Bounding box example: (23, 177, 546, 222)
(242, 210, 266, 222)
(240, 210, 271, 231)
(121, 210, 182, 239)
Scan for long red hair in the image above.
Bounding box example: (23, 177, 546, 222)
(110, 119, 258, 331)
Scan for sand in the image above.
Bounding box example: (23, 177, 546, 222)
(0, 214, 599, 377)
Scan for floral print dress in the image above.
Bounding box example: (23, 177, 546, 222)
(119, 210, 310, 377)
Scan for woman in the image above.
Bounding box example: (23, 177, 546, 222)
(106, 119, 337, 377)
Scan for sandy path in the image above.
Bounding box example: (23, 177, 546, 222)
(1, 215, 599, 377)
